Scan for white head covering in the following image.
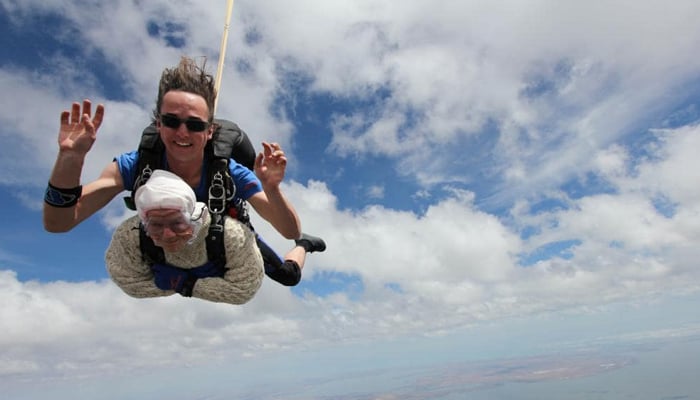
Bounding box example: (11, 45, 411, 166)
(134, 170, 207, 238)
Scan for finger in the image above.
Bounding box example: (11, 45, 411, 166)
(70, 102, 81, 124)
(82, 99, 92, 118)
(254, 152, 264, 169)
(93, 103, 105, 129)
(82, 114, 97, 139)
(266, 146, 274, 157)
(60, 110, 70, 126)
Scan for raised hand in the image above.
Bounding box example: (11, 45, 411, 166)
(58, 99, 104, 156)
(254, 141, 287, 188)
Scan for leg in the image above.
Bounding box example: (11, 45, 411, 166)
(285, 233, 326, 271)
(256, 233, 326, 287)
(283, 245, 308, 271)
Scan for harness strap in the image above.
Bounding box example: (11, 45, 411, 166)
(211, 119, 256, 171)
(207, 162, 232, 214)
(206, 213, 226, 269)
(125, 123, 162, 211)
(138, 223, 165, 265)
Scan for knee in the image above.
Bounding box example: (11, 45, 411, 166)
(275, 260, 302, 286)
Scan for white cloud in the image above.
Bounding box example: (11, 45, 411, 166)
(260, 121, 700, 326)
(366, 184, 385, 199)
(0, 270, 312, 379)
(263, 0, 700, 203)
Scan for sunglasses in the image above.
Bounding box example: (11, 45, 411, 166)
(160, 114, 210, 132)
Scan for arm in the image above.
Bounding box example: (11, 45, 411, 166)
(192, 218, 264, 304)
(247, 142, 302, 239)
(43, 100, 124, 232)
(105, 216, 174, 298)
(44, 162, 125, 232)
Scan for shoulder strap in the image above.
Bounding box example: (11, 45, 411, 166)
(203, 118, 257, 270)
(211, 118, 256, 171)
(205, 134, 232, 269)
(209, 119, 256, 230)
(205, 213, 226, 269)
(138, 223, 165, 265)
(124, 122, 163, 210)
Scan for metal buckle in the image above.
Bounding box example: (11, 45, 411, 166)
(208, 171, 226, 214)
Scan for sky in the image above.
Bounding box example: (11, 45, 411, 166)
(1, 0, 700, 398)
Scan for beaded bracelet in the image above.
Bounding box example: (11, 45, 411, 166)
(44, 182, 82, 208)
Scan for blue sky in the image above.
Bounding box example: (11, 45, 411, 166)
(2, 1, 700, 398)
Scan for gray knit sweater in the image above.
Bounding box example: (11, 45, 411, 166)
(105, 211, 263, 305)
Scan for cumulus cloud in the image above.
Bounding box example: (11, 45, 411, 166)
(243, 123, 700, 336)
(0, 270, 312, 380)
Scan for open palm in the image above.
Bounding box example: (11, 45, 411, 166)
(58, 100, 104, 155)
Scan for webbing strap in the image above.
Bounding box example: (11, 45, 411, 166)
(124, 123, 162, 210)
(206, 213, 226, 269)
(138, 223, 165, 265)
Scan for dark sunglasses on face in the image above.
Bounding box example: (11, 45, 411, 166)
(160, 114, 210, 132)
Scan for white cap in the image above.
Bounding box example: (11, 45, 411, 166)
(135, 169, 197, 221)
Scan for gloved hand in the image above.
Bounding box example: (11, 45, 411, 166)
(151, 263, 197, 297)
(189, 261, 226, 279)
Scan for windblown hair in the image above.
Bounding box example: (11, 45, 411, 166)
(152, 56, 217, 122)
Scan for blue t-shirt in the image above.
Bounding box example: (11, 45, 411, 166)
(115, 150, 262, 202)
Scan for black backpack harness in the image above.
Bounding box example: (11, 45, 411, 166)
(124, 119, 257, 269)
